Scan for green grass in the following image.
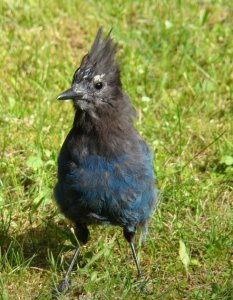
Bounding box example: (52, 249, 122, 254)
(1, 0, 233, 299)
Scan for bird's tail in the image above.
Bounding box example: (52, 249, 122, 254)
(139, 220, 148, 245)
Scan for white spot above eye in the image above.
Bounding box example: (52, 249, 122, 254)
(93, 74, 105, 82)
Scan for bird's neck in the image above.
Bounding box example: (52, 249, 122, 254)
(71, 99, 137, 157)
(72, 108, 124, 140)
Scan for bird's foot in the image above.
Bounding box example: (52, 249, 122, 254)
(134, 276, 152, 295)
(52, 277, 70, 299)
(57, 277, 70, 293)
(139, 280, 148, 294)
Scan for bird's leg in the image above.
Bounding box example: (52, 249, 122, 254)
(123, 229, 142, 278)
(53, 224, 89, 296)
(123, 228, 150, 294)
(55, 247, 80, 294)
(129, 241, 142, 278)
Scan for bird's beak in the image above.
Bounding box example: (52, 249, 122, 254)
(57, 86, 84, 100)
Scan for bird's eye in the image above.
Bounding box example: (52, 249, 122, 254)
(94, 82, 103, 90)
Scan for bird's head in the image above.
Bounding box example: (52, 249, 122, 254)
(57, 28, 122, 112)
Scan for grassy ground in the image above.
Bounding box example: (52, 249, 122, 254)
(1, 0, 233, 299)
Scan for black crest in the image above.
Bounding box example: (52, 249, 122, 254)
(73, 28, 121, 85)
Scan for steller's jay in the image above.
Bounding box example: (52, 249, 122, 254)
(54, 28, 156, 293)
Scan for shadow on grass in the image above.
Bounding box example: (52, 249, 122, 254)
(0, 219, 76, 270)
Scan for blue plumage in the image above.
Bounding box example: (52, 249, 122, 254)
(54, 28, 156, 292)
(55, 141, 155, 228)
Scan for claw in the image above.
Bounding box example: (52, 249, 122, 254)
(52, 278, 70, 300)
(57, 277, 70, 293)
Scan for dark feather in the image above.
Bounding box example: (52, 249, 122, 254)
(55, 27, 156, 239)
(72, 28, 121, 86)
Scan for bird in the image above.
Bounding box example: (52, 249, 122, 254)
(54, 27, 156, 294)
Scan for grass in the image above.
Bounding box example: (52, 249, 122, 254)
(1, 0, 233, 299)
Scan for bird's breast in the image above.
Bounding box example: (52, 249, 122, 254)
(55, 150, 155, 226)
